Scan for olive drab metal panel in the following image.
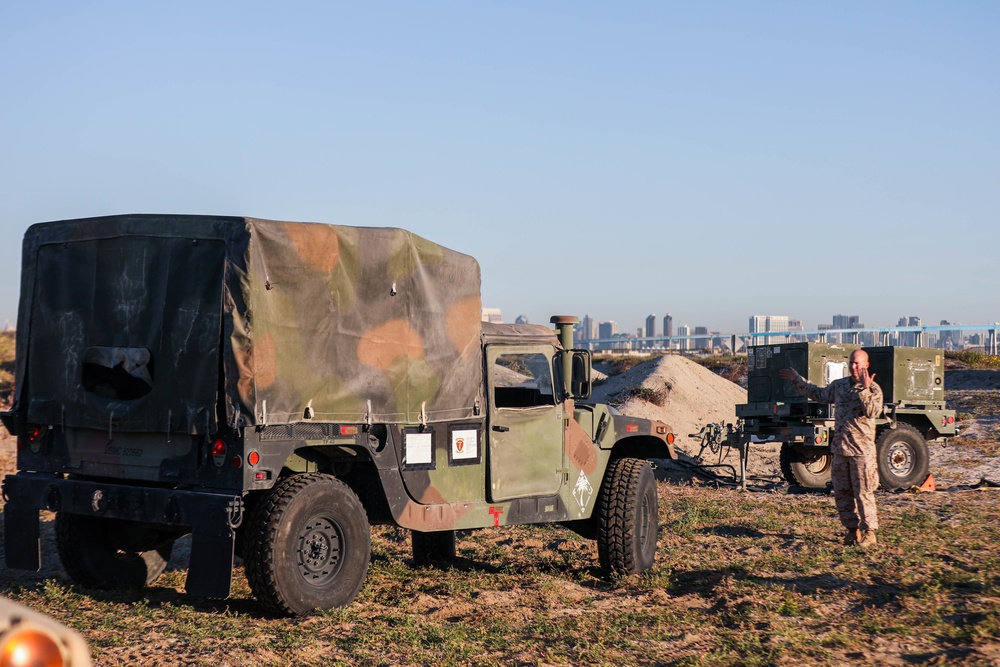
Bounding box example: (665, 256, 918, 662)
(864, 347, 945, 404)
(10, 214, 483, 434)
(746, 342, 946, 406)
(486, 344, 565, 502)
(747, 343, 857, 403)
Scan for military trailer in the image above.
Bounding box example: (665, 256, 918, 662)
(1, 214, 676, 615)
(736, 342, 956, 490)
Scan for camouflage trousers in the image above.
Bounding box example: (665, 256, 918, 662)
(831, 453, 879, 532)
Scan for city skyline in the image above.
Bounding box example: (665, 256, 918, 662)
(499, 310, 998, 340)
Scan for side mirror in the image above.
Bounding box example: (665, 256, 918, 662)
(569, 350, 592, 399)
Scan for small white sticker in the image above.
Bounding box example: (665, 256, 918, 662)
(404, 432, 433, 465)
(452, 429, 478, 460)
(573, 470, 594, 509)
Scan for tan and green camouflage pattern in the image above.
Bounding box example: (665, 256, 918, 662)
(9, 214, 483, 435)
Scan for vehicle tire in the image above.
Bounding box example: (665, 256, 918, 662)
(55, 514, 174, 589)
(411, 530, 457, 567)
(876, 423, 929, 491)
(244, 473, 371, 616)
(596, 458, 658, 578)
(779, 444, 833, 489)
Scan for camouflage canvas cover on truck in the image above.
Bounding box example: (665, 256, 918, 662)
(5, 214, 483, 438)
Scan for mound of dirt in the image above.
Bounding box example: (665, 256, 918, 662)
(590, 355, 747, 454)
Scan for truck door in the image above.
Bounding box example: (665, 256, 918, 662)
(486, 345, 565, 502)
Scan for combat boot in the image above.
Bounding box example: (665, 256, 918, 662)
(857, 530, 878, 549)
(843, 529, 861, 546)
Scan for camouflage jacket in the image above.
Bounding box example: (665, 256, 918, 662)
(790, 376, 884, 457)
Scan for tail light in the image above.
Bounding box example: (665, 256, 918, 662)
(24, 424, 46, 453)
(211, 439, 227, 468)
(942, 416, 955, 426)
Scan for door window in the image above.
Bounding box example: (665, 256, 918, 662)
(492, 352, 555, 409)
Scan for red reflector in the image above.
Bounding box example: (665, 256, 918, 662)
(816, 435, 824, 444)
(248, 451, 260, 466)
(626, 424, 639, 433)
(948, 416, 955, 424)
(666, 433, 675, 444)
(211, 439, 226, 456)
(340, 425, 359, 436)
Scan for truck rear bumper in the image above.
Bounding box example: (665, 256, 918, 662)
(2, 473, 241, 598)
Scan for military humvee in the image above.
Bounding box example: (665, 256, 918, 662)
(736, 342, 956, 490)
(1, 214, 676, 615)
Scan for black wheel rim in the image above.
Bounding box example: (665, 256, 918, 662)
(296, 515, 345, 586)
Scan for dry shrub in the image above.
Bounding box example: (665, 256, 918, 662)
(625, 383, 670, 406)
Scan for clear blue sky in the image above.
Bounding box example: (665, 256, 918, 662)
(1, 2, 997, 335)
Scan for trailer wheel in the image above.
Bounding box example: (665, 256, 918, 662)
(876, 424, 929, 491)
(779, 444, 833, 489)
(411, 530, 457, 567)
(596, 458, 658, 577)
(244, 473, 371, 616)
(55, 514, 174, 589)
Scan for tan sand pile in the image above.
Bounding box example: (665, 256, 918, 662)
(590, 355, 747, 452)
(590, 356, 788, 482)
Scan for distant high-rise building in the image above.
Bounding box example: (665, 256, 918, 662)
(748, 315, 789, 344)
(598, 321, 618, 339)
(788, 319, 803, 332)
(694, 326, 709, 350)
(645, 314, 657, 342)
(939, 320, 963, 350)
(514, 314, 530, 325)
(481, 307, 503, 324)
(577, 314, 597, 344)
(663, 314, 673, 339)
(832, 314, 862, 329)
(677, 324, 691, 351)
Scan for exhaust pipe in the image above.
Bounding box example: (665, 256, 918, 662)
(550, 316, 579, 397)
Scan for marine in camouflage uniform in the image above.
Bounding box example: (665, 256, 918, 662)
(780, 350, 884, 548)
